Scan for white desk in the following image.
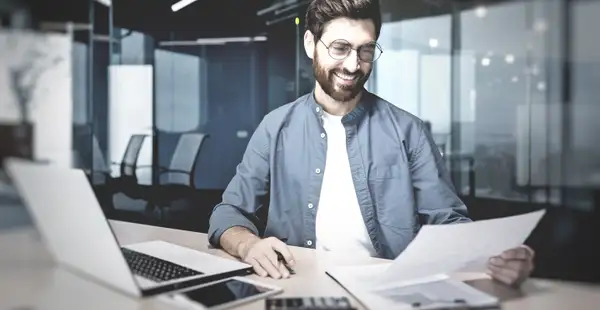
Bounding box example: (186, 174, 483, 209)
(1, 220, 599, 310)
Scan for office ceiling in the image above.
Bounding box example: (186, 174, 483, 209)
(26, 0, 515, 43)
(114, 0, 277, 41)
(112, 0, 510, 42)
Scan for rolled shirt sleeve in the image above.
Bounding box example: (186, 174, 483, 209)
(207, 116, 272, 248)
(410, 120, 472, 225)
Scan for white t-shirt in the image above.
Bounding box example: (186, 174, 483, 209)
(315, 111, 377, 257)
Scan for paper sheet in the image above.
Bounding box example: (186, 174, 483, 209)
(376, 209, 546, 285)
(326, 210, 546, 308)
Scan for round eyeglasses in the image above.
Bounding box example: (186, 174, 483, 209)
(319, 39, 383, 63)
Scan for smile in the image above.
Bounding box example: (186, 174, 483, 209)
(333, 72, 357, 82)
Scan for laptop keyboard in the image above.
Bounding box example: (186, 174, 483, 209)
(121, 248, 203, 282)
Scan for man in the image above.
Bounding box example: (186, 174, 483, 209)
(208, 0, 534, 286)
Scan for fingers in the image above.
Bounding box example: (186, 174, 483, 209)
(488, 254, 533, 287)
(241, 237, 295, 279)
(489, 257, 533, 272)
(256, 255, 282, 279)
(488, 264, 524, 286)
(278, 261, 291, 278)
(257, 253, 290, 279)
(269, 238, 295, 266)
(264, 239, 291, 278)
(501, 245, 534, 260)
(248, 258, 268, 277)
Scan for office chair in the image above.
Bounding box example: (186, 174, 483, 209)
(89, 134, 111, 184)
(81, 135, 116, 214)
(74, 134, 148, 215)
(144, 132, 208, 221)
(109, 134, 149, 200)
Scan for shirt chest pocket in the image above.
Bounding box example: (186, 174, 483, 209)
(367, 163, 405, 202)
(367, 144, 407, 180)
(370, 164, 402, 179)
(367, 161, 415, 229)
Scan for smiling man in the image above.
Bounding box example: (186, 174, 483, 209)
(208, 0, 535, 286)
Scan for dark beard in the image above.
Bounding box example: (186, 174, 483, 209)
(313, 51, 370, 102)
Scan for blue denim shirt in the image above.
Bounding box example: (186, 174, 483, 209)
(208, 90, 471, 259)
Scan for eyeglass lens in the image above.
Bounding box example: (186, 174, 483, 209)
(327, 39, 382, 62)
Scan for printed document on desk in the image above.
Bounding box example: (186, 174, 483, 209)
(326, 209, 546, 309)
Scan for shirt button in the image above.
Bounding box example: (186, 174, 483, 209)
(308, 203, 314, 209)
(306, 240, 313, 246)
(320, 133, 326, 138)
(316, 107, 320, 112)
(315, 168, 321, 174)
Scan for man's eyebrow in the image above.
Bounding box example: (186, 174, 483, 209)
(361, 41, 377, 46)
(331, 39, 377, 47)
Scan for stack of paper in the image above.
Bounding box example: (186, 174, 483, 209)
(326, 209, 546, 309)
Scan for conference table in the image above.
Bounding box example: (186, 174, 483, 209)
(1, 220, 599, 310)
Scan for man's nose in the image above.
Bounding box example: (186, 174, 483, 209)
(342, 50, 360, 73)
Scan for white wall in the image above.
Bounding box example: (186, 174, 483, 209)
(374, 16, 453, 136)
(0, 30, 73, 167)
(375, 50, 419, 116)
(108, 65, 153, 182)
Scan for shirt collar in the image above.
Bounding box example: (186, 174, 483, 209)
(306, 88, 373, 125)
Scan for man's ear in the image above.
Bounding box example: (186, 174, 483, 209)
(303, 30, 315, 60)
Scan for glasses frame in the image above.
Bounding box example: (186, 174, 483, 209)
(319, 38, 383, 63)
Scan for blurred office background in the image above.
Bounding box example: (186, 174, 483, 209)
(0, 0, 599, 283)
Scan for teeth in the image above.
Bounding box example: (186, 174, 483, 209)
(335, 73, 355, 81)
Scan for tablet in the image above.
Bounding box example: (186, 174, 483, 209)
(159, 276, 283, 310)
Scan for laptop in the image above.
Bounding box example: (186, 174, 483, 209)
(4, 158, 253, 297)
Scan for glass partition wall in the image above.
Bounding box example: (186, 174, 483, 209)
(369, 0, 600, 210)
(110, 4, 270, 229)
(370, 0, 600, 282)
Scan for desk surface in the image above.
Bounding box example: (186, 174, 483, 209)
(1, 220, 599, 310)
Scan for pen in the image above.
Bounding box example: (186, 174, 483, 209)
(276, 250, 296, 275)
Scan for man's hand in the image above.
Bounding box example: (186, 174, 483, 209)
(238, 236, 295, 279)
(487, 245, 534, 287)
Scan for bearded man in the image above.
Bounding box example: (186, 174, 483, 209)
(207, 0, 535, 287)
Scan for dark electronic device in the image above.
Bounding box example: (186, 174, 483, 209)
(266, 296, 357, 310)
(161, 277, 282, 310)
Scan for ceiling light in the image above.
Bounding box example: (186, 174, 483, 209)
(195, 38, 232, 45)
(429, 38, 439, 48)
(475, 6, 487, 18)
(512, 76, 519, 82)
(533, 19, 548, 33)
(481, 57, 491, 66)
(195, 36, 267, 44)
(171, 0, 198, 12)
(159, 36, 267, 46)
(505, 54, 515, 64)
(537, 81, 546, 91)
(159, 40, 221, 46)
(94, 0, 111, 6)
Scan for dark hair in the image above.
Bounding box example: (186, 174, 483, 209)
(305, 0, 382, 41)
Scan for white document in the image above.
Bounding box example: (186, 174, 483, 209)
(326, 209, 546, 308)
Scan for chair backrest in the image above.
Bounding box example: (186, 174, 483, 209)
(163, 132, 207, 186)
(91, 135, 108, 172)
(120, 134, 147, 178)
(88, 135, 111, 184)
